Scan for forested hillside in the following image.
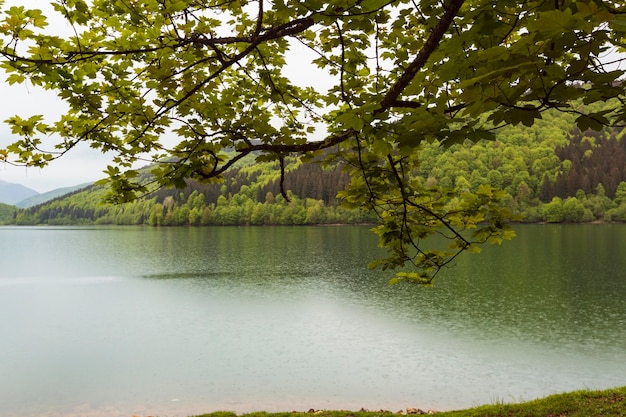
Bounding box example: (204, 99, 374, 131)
(0, 203, 15, 224)
(10, 107, 626, 226)
(12, 158, 376, 226)
(412, 107, 626, 223)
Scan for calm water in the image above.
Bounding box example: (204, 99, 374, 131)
(0, 225, 625, 417)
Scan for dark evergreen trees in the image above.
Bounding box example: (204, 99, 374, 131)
(552, 129, 626, 200)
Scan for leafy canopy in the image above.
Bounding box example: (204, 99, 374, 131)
(2, 0, 626, 283)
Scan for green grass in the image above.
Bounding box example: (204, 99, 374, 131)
(190, 386, 626, 417)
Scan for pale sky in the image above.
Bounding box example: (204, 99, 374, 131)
(0, 81, 116, 193)
(0, 0, 113, 193)
(0, 1, 332, 194)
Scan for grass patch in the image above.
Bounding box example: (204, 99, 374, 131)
(190, 386, 626, 417)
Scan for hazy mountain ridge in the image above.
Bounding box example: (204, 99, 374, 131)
(0, 180, 92, 208)
(14, 183, 92, 208)
(0, 180, 38, 206)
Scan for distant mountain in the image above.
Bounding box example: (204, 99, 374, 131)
(0, 180, 38, 206)
(15, 183, 92, 208)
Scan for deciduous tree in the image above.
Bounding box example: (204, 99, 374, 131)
(2, 0, 626, 283)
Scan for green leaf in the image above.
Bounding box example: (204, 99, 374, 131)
(575, 114, 607, 132)
(6, 73, 25, 85)
(458, 61, 538, 89)
(609, 14, 626, 31)
(360, 0, 391, 11)
(397, 132, 422, 153)
(335, 111, 364, 131)
(503, 108, 542, 127)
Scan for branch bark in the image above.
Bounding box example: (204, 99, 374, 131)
(377, 0, 465, 113)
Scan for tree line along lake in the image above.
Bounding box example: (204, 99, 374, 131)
(0, 224, 625, 417)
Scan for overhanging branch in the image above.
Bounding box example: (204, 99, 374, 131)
(376, 0, 465, 113)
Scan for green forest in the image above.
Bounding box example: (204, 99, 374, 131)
(0, 203, 14, 224)
(6, 108, 626, 227)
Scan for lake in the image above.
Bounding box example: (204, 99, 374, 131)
(0, 224, 625, 417)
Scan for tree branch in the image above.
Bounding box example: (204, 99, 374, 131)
(191, 129, 356, 182)
(1, 16, 315, 65)
(377, 0, 465, 113)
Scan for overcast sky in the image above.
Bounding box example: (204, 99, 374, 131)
(0, 80, 116, 193)
(0, 0, 113, 193)
(0, 1, 332, 194)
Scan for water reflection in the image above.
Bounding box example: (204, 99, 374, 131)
(0, 225, 625, 417)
